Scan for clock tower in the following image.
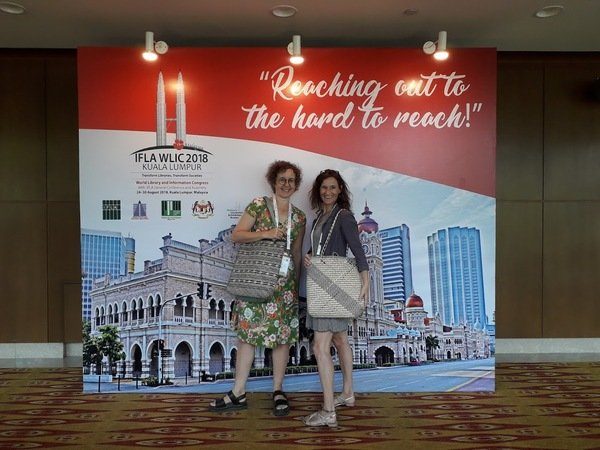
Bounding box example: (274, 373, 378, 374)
(357, 202, 385, 326)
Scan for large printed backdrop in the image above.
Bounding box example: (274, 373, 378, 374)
(79, 47, 496, 392)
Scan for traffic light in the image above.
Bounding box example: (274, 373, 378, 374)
(205, 283, 212, 299)
(197, 281, 205, 299)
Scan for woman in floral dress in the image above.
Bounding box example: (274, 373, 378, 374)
(210, 160, 305, 416)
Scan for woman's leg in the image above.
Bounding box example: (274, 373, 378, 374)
(332, 330, 354, 399)
(210, 339, 254, 407)
(271, 343, 289, 391)
(231, 339, 256, 395)
(271, 343, 291, 415)
(312, 331, 335, 411)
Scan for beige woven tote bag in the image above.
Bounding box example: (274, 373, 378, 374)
(307, 209, 364, 318)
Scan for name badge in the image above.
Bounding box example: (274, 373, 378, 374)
(279, 254, 291, 276)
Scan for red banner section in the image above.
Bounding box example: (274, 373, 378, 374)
(78, 47, 496, 196)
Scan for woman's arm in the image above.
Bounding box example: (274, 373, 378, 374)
(337, 211, 370, 305)
(339, 211, 369, 272)
(359, 270, 370, 307)
(231, 211, 282, 243)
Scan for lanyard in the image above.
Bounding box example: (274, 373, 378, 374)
(311, 211, 324, 256)
(272, 195, 292, 252)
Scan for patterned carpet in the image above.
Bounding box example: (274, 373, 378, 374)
(0, 363, 598, 449)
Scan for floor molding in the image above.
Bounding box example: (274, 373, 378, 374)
(496, 338, 600, 354)
(0, 343, 81, 359)
(2, 340, 598, 360)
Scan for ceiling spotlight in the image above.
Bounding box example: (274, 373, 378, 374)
(142, 31, 169, 62)
(534, 5, 564, 18)
(271, 4, 298, 18)
(287, 35, 304, 65)
(423, 31, 449, 61)
(0, 1, 26, 14)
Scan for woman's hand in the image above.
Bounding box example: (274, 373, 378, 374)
(303, 254, 312, 268)
(359, 270, 369, 307)
(359, 284, 369, 307)
(261, 227, 284, 240)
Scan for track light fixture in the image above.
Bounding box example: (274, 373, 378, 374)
(142, 31, 169, 62)
(287, 35, 304, 65)
(423, 31, 449, 61)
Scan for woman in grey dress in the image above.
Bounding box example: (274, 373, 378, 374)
(303, 169, 369, 427)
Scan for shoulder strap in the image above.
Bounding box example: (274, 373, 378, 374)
(319, 209, 344, 255)
(263, 196, 276, 227)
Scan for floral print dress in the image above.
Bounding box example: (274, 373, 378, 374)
(232, 197, 306, 348)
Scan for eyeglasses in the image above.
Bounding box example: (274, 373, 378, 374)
(277, 177, 296, 186)
(320, 169, 339, 175)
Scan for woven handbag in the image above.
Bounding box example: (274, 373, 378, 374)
(226, 197, 285, 302)
(306, 209, 364, 319)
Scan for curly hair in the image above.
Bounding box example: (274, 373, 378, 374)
(265, 160, 302, 193)
(309, 169, 352, 212)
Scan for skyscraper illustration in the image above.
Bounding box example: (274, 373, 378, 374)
(155, 71, 186, 147)
(176, 72, 186, 144)
(379, 224, 413, 306)
(156, 73, 166, 146)
(81, 229, 135, 321)
(428, 227, 487, 329)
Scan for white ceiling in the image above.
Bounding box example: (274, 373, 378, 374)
(0, 0, 599, 51)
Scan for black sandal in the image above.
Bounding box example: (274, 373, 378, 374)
(272, 390, 290, 417)
(209, 390, 248, 412)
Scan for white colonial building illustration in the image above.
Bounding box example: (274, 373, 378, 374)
(89, 204, 489, 379)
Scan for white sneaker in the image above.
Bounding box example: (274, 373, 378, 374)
(333, 394, 355, 408)
(303, 409, 338, 427)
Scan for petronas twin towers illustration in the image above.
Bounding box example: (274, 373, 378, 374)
(156, 72, 186, 147)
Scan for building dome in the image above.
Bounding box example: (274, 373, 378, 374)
(406, 293, 423, 308)
(357, 202, 379, 233)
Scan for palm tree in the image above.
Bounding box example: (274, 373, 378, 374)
(425, 335, 440, 361)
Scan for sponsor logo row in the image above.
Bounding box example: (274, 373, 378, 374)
(101, 199, 214, 220)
